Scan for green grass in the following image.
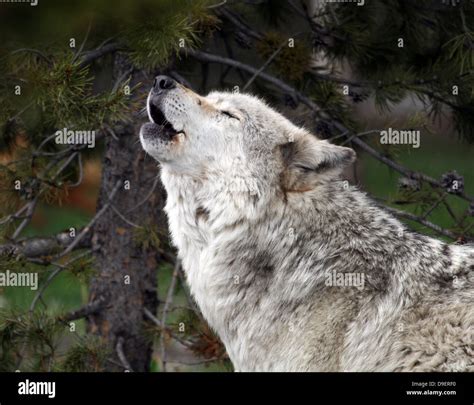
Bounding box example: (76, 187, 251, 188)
(23, 204, 92, 238)
(3, 271, 86, 312)
(3, 203, 91, 314)
(359, 134, 474, 239)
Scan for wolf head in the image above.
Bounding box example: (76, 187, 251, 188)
(140, 76, 355, 194)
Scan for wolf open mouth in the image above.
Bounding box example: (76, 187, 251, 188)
(148, 101, 180, 139)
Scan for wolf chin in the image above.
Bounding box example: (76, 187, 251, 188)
(140, 76, 474, 372)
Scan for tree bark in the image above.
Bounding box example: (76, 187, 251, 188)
(87, 60, 167, 371)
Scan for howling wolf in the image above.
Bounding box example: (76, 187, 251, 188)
(140, 76, 474, 372)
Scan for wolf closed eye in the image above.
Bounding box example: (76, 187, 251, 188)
(221, 110, 240, 120)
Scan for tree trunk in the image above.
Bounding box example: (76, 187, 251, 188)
(87, 61, 167, 371)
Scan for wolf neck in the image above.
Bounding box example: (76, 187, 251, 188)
(160, 167, 209, 264)
(160, 166, 405, 295)
(160, 164, 269, 274)
(160, 165, 417, 298)
(160, 167, 448, 370)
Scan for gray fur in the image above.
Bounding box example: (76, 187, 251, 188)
(140, 83, 474, 372)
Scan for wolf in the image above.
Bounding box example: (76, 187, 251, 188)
(140, 76, 474, 372)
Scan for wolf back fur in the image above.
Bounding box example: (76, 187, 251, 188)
(140, 83, 474, 372)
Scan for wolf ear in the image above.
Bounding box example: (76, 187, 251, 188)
(280, 133, 356, 192)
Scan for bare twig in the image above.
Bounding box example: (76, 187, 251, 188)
(349, 137, 474, 204)
(207, 0, 227, 9)
(160, 259, 181, 372)
(57, 180, 122, 260)
(69, 152, 84, 188)
(116, 337, 134, 372)
(53, 151, 78, 179)
(72, 20, 92, 64)
(242, 41, 286, 91)
(26, 180, 121, 318)
(185, 48, 474, 241)
(421, 193, 446, 220)
(187, 49, 301, 99)
(384, 206, 463, 241)
(172, 357, 223, 366)
(104, 125, 120, 141)
(0, 228, 90, 258)
(211, 12, 474, 202)
(11, 197, 39, 240)
(125, 173, 161, 213)
(59, 297, 106, 322)
(29, 249, 93, 313)
(9, 138, 99, 240)
(0, 203, 30, 226)
(14, 248, 93, 369)
(177, 267, 201, 317)
(35, 132, 59, 154)
(112, 67, 134, 93)
(79, 43, 123, 69)
(109, 204, 142, 229)
(143, 307, 195, 351)
(217, 8, 263, 41)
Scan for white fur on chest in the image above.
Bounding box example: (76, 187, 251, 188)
(161, 169, 227, 328)
(160, 168, 281, 370)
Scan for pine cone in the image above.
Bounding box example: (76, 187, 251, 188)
(441, 171, 464, 194)
(398, 177, 421, 192)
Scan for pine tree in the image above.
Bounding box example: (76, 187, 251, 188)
(0, 0, 472, 371)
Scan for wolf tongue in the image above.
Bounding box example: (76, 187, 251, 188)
(161, 121, 177, 137)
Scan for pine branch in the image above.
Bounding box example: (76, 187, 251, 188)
(78, 43, 123, 69)
(58, 180, 122, 261)
(59, 297, 106, 323)
(192, 40, 472, 239)
(217, 8, 263, 41)
(29, 250, 93, 314)
(143, 307, 196, 351)
(116, 337, 133, 372)
(348, 136, 474, 204)
(187, 49, 301, 99)
(226, 1, 473, 136)
(159, 259, 181, 372)
(185, 49, 474, 210)
(0, 229, 90, 259)
(384, 206, 465, 241)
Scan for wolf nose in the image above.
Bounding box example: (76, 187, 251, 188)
(153, 75, 176, 93)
